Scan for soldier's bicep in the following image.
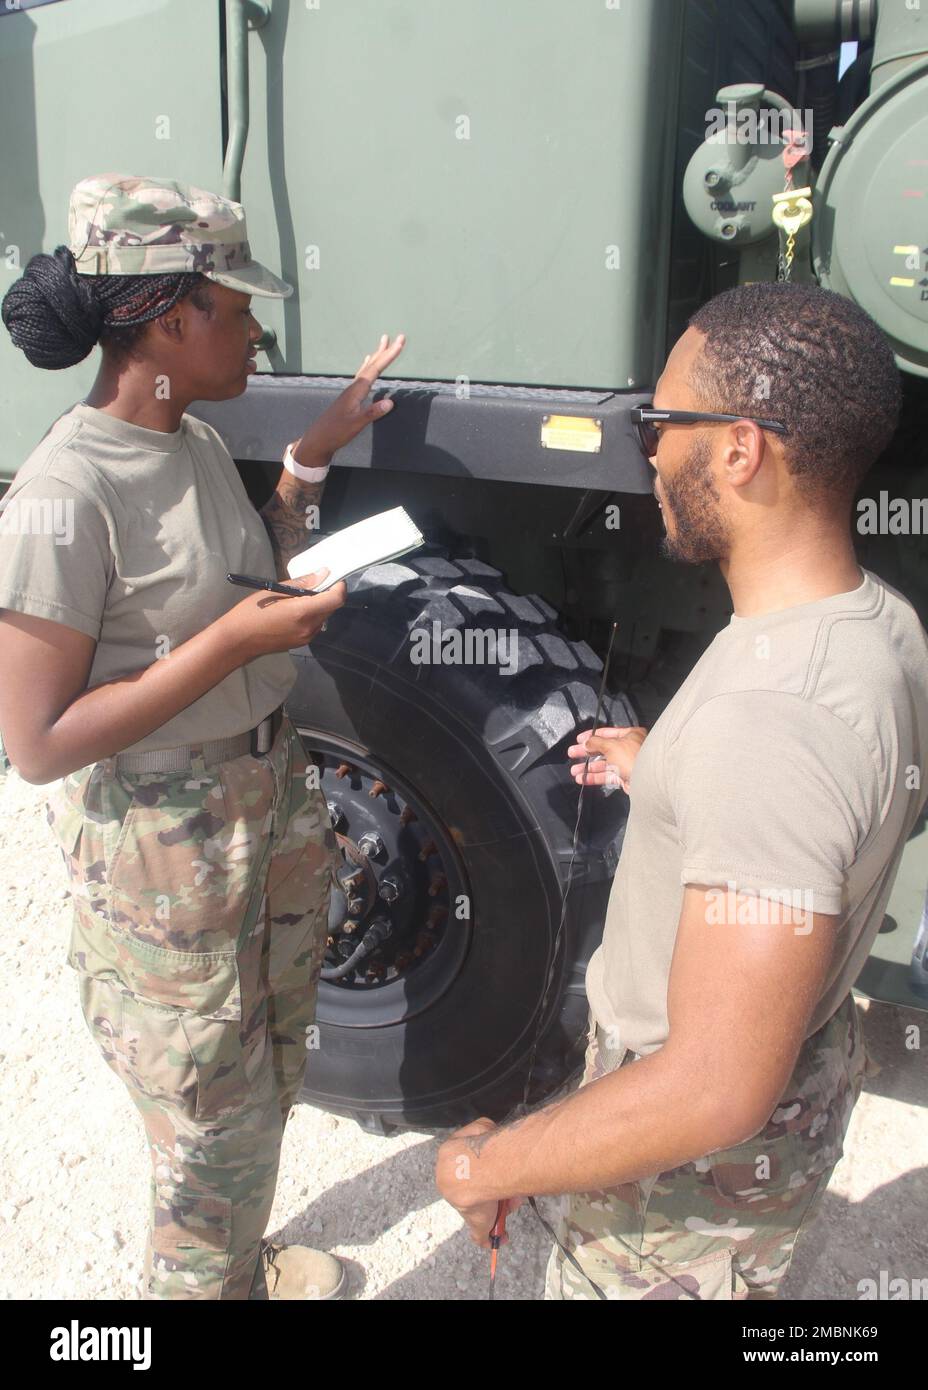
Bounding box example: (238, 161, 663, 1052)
(0, 611, 96, 777)
(665, 885, 839, 1141)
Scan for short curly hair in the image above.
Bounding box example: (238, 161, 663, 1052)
(688, 283, 901, 503)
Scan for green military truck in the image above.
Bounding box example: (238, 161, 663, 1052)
(1, 0, 926, 1132)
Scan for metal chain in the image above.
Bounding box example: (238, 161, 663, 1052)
(775, 126, 809, 283)
(779, 229, 797, 283)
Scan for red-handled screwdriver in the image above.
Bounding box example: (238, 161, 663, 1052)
(488, 1200, 509, 1300)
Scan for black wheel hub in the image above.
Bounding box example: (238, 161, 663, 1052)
(296, 734, 473, 1014)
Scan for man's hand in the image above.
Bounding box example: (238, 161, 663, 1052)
(290, 333, 406, 466)
(567, 725, 647, 792)
(435, 1118, 524, 1248)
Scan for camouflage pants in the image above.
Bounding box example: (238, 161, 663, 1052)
(45, 711, 340, 1300)
(544, 991, 867, 1300)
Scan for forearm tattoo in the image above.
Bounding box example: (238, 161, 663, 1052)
(459, 1096, 570, 1161)
(259, 472, 327, 579)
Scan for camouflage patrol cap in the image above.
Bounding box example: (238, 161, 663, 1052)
(67, 173, 293, 298)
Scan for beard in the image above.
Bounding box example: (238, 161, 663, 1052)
(657, 434, 730, 564)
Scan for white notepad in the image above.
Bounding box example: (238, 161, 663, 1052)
(286, 507, 426, 591)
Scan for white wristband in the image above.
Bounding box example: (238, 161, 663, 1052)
(282, 442, 330, 482)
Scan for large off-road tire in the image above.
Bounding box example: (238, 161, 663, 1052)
(285, 552, 634, 1132)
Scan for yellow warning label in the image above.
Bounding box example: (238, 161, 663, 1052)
(540, 415, 603, 453)
(889, 276, 916, 287)
(893, 246, 919, 255)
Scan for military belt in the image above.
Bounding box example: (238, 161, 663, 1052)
(113, 705, 284, 774)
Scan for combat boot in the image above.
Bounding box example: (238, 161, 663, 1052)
(260, 1240, 347, 1299)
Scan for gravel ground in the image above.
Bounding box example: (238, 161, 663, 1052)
(1, 764, 925, 1301)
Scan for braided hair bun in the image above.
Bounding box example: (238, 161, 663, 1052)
(1, 246, 210, 371)
(1, 246, 105, 370)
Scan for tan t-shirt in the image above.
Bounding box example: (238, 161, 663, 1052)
(0, 401, 296, 754)
(585, 568, 928, 1056)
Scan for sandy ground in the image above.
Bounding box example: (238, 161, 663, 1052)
(0, 763, 925, 1302)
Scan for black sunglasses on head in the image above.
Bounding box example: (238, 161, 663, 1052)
(631, 405, 790, 461)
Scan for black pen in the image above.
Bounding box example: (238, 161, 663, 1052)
(227, 572, 319, 598)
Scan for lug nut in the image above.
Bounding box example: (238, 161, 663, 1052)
(337, 865, 365, 893)
(358, 832, 385, 858)
(327, 800, 345, 829)
(378, 875, 402, 904)
(347, 896, 365, 916)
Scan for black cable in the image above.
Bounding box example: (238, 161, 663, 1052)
(516, 622, 619, 1115)
(527, 1197, 607, 1300)
(511, 621, 703, 1300)
(512, 624, 615, 1300)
